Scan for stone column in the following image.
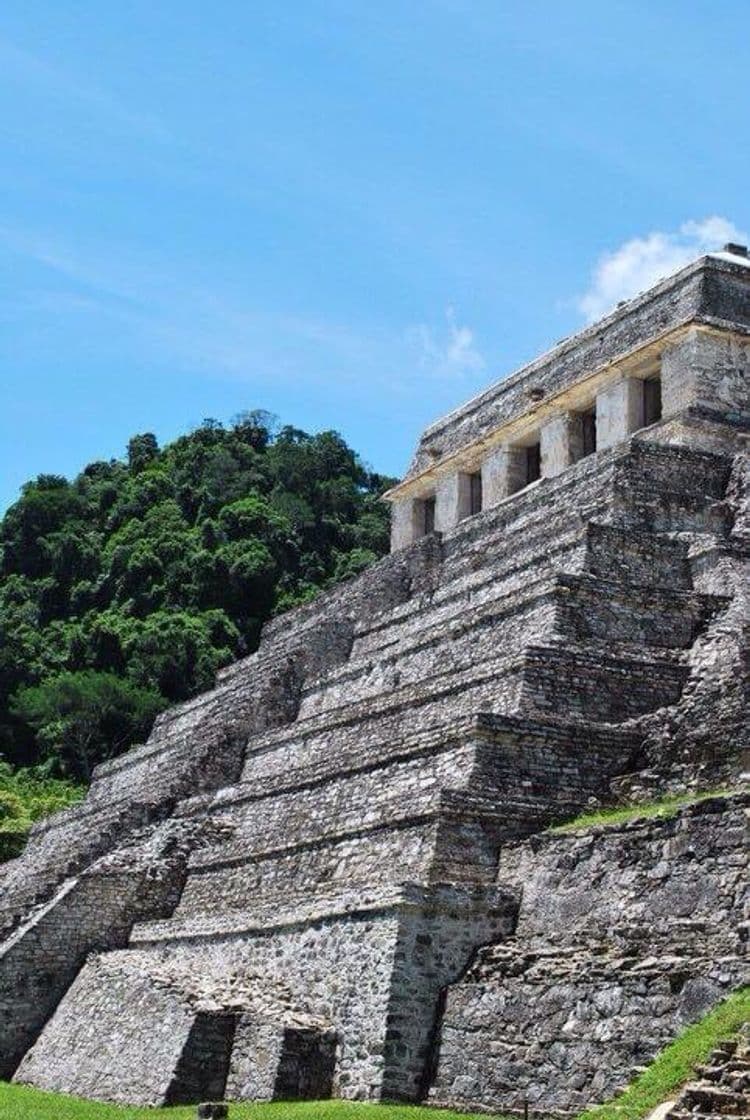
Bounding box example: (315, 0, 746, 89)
(481, 446, 527, 507)
(661, 327, 750, 419)
(390, 498, 423, 551)
(434, 472, 472, 533)
(596, 378, 643, 450)
(540, 413, 584, 477)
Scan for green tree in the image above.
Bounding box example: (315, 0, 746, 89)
(127, 433, 159, 474)
(11, 671, 165, 781)
(0, 411, 395, 788)
(0, 761, 83, 860)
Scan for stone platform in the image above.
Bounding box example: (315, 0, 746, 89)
(2, 249, 750, 1110)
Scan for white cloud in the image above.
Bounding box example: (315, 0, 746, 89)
(409, 306, 485, 378)
(578, 216, 749, 323)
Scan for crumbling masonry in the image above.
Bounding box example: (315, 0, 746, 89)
(2, 249, 749, 1113)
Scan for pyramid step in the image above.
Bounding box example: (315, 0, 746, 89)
(709, 1042, 739, 1061)
(697, 1059, 750, 1081)
(301, 575, 704, 721)
(519, 643, 687, 721)
(581, 522, 694, 589)
(348, 571, 717, 699)
(555, 574, 724, 649)
(680, 1083, 748, 1115)
(241, 650, 527, 784)
(346, 574, 559, 671)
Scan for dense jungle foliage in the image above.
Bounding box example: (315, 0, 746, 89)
(0, 412, 394, 810)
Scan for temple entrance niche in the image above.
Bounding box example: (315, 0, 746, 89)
(272, 1027, 337, 1100)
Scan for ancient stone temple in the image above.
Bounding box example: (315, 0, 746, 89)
(1, 247, 748, 1113)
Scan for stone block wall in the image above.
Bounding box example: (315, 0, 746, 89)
(0, 823, 196, 1080)
(15, 954, 234, 1106)
(662, 329, 750, 422)
(227, 1018, 337, 1102)
(20, 883, 517, 1104)
(431, 941, 744, 1116)
(430, 794, 750, 1116)
(5, 281, 750, 1112)
(499, 793, 750, 945)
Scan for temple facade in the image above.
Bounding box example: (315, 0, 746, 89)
(386, 244, 750, 547)
(0, 247, 748, 1114)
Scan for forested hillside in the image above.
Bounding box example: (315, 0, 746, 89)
(0, 412, 394, 801)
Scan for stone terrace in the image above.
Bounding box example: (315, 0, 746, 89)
(3, 248, 750, 1109)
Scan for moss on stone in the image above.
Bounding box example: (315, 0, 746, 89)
(548, 787, 737, 834)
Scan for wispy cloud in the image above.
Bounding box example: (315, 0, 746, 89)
(408, 306, 485, 378)
(577, 216, 748, 322)
(0, 37, 169, 142)
(2, 224, 485, 395)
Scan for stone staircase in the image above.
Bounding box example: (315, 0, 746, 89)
(666, 1032, 750, 1119)
(3, 437, 743, 1106)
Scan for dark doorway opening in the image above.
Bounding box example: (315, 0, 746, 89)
(469, 471, 483, 515)
(643, 378, 662, 426)
(525, 442, 541, 484)
(581, 409, 597, 458)
(273, 1028, 337, 1100)
(423, 496, 436, 535)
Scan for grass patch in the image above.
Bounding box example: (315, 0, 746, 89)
(0, 1086, 503, 1120)
(577, 985, 750, 1120)
(549, 787, 736, 834)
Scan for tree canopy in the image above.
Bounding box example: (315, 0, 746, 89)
(0, 411, 395, 782)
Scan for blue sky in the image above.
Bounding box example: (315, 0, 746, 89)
(1, 1, 749, 511)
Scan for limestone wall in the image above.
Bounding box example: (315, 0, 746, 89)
(500, 793, 749, 944)
(19, 884, 517, 1104)
(4, 355, 750, 1111)
(430, 794, 750, 1116)
(0, 823, 195, 1079)
(15, 954, 235, 1106)
(662, 329, 750, 422)
(403, 256, 750, 480)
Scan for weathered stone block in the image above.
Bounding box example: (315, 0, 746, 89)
(662, 328, 750, 420)
(430, 795, 750, 1116)
(390, 497, 424, 551)
(434, 471, 472, 532)
(596, 378, 643, 449)
(14, 955, 236, 1106)
(541, 412, 585, 476)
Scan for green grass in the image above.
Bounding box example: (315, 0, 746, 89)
(1, 990, 747, 1120)
(549, 787, 735, 834)
(577, 986, 750, 1120)
(0, 1087, 502, 1120)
